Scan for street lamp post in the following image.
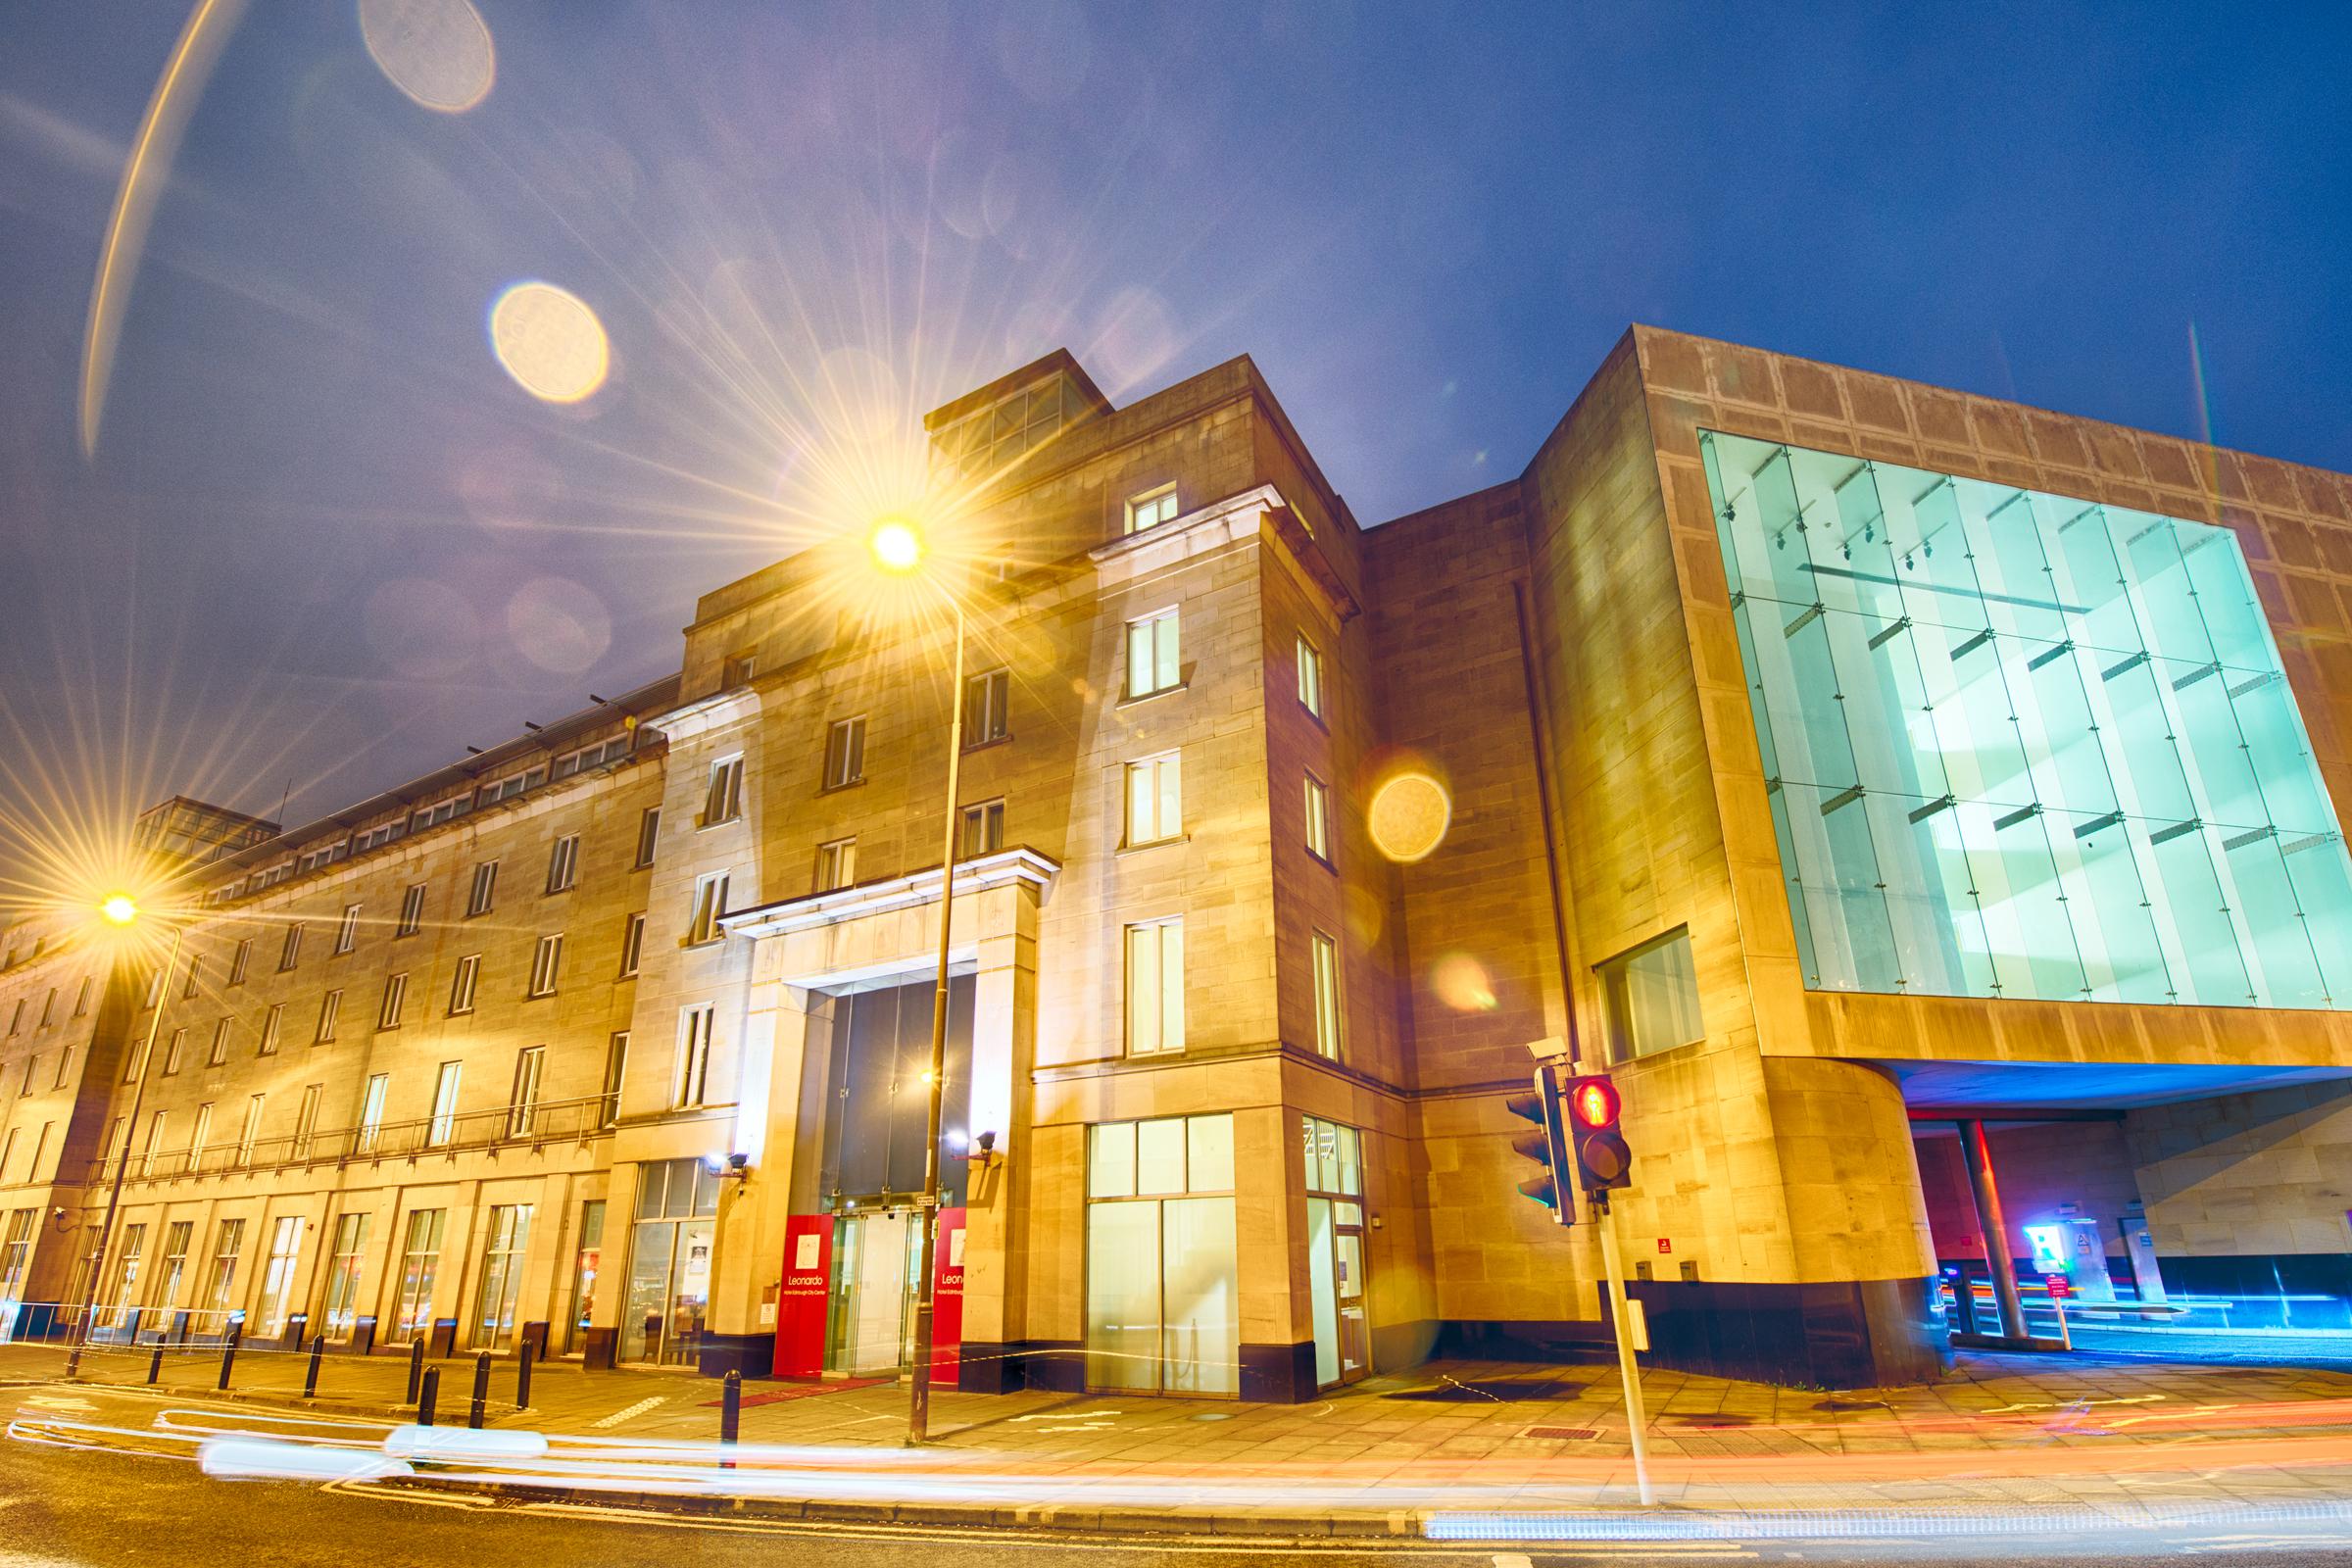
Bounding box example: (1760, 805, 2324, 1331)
(67, 898, 179, 1376)
(868, 517, 964, 1447)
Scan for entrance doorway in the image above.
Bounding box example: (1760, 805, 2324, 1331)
(1302, 1115, 1369, 1389)
(622, 1158, 719, 1366)
(825, 1209, 920, 1374)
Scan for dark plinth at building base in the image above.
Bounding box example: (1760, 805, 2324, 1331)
(580, 1327, 617, 1370)
(959, 1340, 1082, 1394)
(1239, 1341, 1318, 1403)
(697, 1332, 774, 1380)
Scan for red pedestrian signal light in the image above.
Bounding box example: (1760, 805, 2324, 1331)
(1564, 1072, 1632, 1198)
(1568, 1076, 1619, 1131)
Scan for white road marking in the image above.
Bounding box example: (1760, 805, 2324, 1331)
(1490, 1555, 1533, 1568)
(588, 1396, 667, 1429)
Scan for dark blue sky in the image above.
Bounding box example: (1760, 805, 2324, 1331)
(2, 2, 2347, 892)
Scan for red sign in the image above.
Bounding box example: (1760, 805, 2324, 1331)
(772, 1214, 834, 1380)
(931, 1206, 966, 1385)
(2044, 1273, 2072, 1300)
(1657, 1238, 1672, 1254)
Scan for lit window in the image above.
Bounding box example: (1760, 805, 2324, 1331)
(1303, 774, 1332, 861)
(379, 972, 408, 1030)
(162, 1027, 186, 1076)
(1297, 635, 1324, 719)
(448, 955, 480, 1015)
(1124, 918, 1184, 1055)
(822, 719, 865, 791)
(466, 861, 498, 918)
(527, 935, 563, 998)
(334, 904, 361, 956)
(228, 940, 252, 985)
(686, 872, 729, 947)
(314, 991, 339, 1046)
(428, 1063, 463, 1146)
(601, 1033, 628, 1126)
(508, 1047, 545, 1138)
(396, 884, 426, 938)
(674, 1005, 714, 1107)
(279, 924, 304, 972)
(618, 913, 645, 980)
(704, 756, 745, 824)
(1597, 928, 1704, 1062)
(546, 833, 580, 895)
(962, 669, 1010, 747)
(1310, 931, 1343, 1060)
(1125, 610, 1181, 700)
(1124, 754, 1182, 846)
(259, 1004, 282, 1055)
(1124, 484, 1179, 534)
(815, 839, 857, 893)
(959, 800, 1005, 858)
(209, 1017, 233, 1064)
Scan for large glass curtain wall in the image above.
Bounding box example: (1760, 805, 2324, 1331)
(1702, 429, 2352, 1007)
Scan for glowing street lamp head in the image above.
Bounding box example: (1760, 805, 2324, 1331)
(868, 516, 925, 574)
(99, 894, 139, 927)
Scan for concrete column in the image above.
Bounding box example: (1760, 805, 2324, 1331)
(1956, 1118, 2028, 1343)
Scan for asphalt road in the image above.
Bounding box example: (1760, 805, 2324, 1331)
(4, 1384, 2351, 1568)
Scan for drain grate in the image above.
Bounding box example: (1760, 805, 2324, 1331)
(1670, 1412, 1757, 1428)
(1518, 1425, 1598, 1441)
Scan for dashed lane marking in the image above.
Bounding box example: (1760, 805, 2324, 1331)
(588, 1396, 667, 1429)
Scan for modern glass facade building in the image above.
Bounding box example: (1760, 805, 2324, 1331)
(1703, 428, 2352, 1009)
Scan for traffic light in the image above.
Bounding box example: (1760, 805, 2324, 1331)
(1505, 1063, 1572, 1222)
(1563, 1073, 1632, 1198)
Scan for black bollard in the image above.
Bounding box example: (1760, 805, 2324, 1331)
(405, 1336, 426, 1404)
(146, 1347, 164, 1386)
(303, 1334, 326, 1398)
(467, 1351, 490, 1430)
(217, 1336, 236, 1392)
(514, 1341, 532, 1411)
(417, 1365, 440, 1427)
(719, 1369, 741, 1469)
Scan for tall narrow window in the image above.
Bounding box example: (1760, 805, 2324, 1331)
(687, 872, 729, 946)
(815, 839, 857, 893)
(508, 1047, 545, 1137)
(1124, 483, 1179, 534)
(673, 1005, 713, 1107)
(396, 884, 425, 937)
(1303, 773, 1333, 861)
(634, 807, 661, 868)
(704, 755, 746, 823)
(150, 1220, 192, 1309)
(1125, 754, 1182, 846)
(334, 904, 362, 955)
(235, 1096, 264, 1168)
(313, 992, 339, 1045)
(448, 954, 480, 1015)
(162, 1027, 186, 1076)
(1125, 918, 1185, 1055)
(358, 1074, 389, 1152)
(393, 1209, 447, 1339)
(294, 1084, 321, 1157)
(142, 1111, 170, 1176)
(428, 1062, 463, 1146)
(51, 1048, 69, 1089)
(378, 972, 408, 1029)
(601, 1032, 628, 1126)
(466, 861, 498, 917)
(959, 800, 1005, 858)
(962, 668, 1010, 746)
(187, 1103, 212, 1171)
(7, 999, 22, 1035)
(618, 913, 645, 979)
(1310, 930, 1344, 1060)
(202, 1218, 247, 1315)
(1297, 635, 1324, 719)
(180, 959, 202, 1001)
(821, 719, 864, 790)
(143, 968, 164, 1008)
(279, 923, 304, 972)
(546, 833, 580, 895)
(527, 935, 564, 998)
(208, 1016, 233, 1065)
(74, 976, 91, 1014)
(229, 940, 253, 985)
(122, 1037, 146, 1084)
(260, 1003, 283, 1055)
(1126, 609, 1181, 699)
(321, 1213, 371, 1336)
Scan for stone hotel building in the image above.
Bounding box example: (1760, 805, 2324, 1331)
(3, 327, 2350, 1395)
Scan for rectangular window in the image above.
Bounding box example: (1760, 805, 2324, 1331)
(358, 1074, 389, 1152)
(141, 1111, 169, 1176)
(1310, 930, 1344, 1060)
(815, 838, 857, 893)
(235, 1096, 264, 1168)
(143, 967, 165, 1008)
(50, 1048, 68, 1089)
(1084, 1112, 1237, 1396)
(428, 1062, 463, 1146)
(378, 972, 408, 1029)
(313, 992, 338, 1045)
(618, 913, 645, 979)
(721, 651, 758, 688)
(1297, 635, 1324, 718)
(0, 1209, 34, 1299)
(396, 884, 425, 937)
(546, 833, 579, 895)
(1124, 754, 1182, 846)
(527, 934, 564, 998)
(635, 807, 661, 868)
(279, 923, 304, 972)
(1303, 774, 1332, 861)
(0, 1129, 15, 1183)
(180, 960, 202, 1001)
(601, 1032, 628, 1126)
(1124, 918, 1185, 1056)
(471, 1203, 535, 1349)
(448, 954, 480, 1014)
(208, 1017, 232, 1065)
(393, 1208, 447, 1339)
(959, 800, 1005, 858)
(260, 1004, 283, 1055)
(1597, 927, 1705, 1062)
(704, 755, 746, 823)
(962, 668, 1010, 746)
(122, 1037, 145, 1084)
(321, 1212, 371, 1336)
(1126, 610, 1181, 699)
(150, 1219, 192, 1310)
(1124, 483, 1179, 534)
(187, 1103, 212, 1171)
(508, 1047, 545, 1137)
(227, 939, 252, 986)
(687, 871, 729, 946)
(476, 765, 543, 807)
(412, 794, 472, 834)
(6, 999, 21, 1035)
(162, 1026, 186, 1077)
(201, 1218, 246, 1316)
(74, 976, 91, 1014)
(466, 861, 498, 917)
(334, 904, 361, 955)
(673, 1005, 713, 1107)
(294, 1084, 321, 1157)
(821, 719, 864, 791)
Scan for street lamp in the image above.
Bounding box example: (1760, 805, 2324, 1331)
(67, 893, 181, 1375)
(868, 515, 964, 1446)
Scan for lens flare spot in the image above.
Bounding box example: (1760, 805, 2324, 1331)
(1431, 953, 1497, 1012)
(506, 577, 612, 675)
(360, 0, 495, 113)
(1368, 769, 1452, 863)
(488, 281, 609, 404)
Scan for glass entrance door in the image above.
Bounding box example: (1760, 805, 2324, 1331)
(620, 1158, 719, 1365)
(825, 1210, 918, 1374)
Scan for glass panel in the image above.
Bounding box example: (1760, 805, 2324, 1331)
(1185, 1114, 1234, 1193)
(1088, 1122, 1136, 1199)
(621, 1221, 673, 1363)
(1085, 1202, 1160, 1392)
(1306, 1197, 1338, 1388)
(1136, 1118, 1186, 1195)
(1161, 1197, 1238, 1396)
(1703, 427, 2352, 1010)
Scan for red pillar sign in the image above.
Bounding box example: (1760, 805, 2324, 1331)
(931, 1206, 965, 1386)
(772, 1214, 833, 1381)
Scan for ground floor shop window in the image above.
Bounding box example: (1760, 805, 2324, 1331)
(149, 1221, 191, 1314)
(622, 1159, 717, 1365)
(106, 1224, 146, 1327)
(393, 1209, 447, 1340)
(1085, 1113, 1237, 1396)
(565, 1200, 605, 1354)
(254, 1215, 305, 1338)
(321, 1213, 370, 1337)
(200, 1219, 246, 1324)
(1301, 1115, 1368, 1388)
(472, 1203, 533, 1349)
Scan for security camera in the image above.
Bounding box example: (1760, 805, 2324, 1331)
(975, 1130, 997, 1153)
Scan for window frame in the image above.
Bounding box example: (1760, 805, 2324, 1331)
(466, 860, 498, 918)
(1310, 929, 1344, 1061)
(1123, 752, 1183, 848)
(821, 718, 865, 792)
(618, 913, 645, 980)
(1297, 634, 1325, 720)
(546, 833, 580, 895)
(703, 754, 746, 826)
(395, 884, 426, 938)
(449, 954, 480, 1015)
(1123, 483, 1179, 535)
(814, 838, 857, 893)
(527, 934, 564, 999)
(378, 972, 408, 1031)
(673, 1004, 714, 1108)
(1303, 772, 1333, 863)
(1123, 916, 1186, 1057)
(686, 871, 730, 947)
(1124, 609, 1182, 700)
(962, 667, 1011, 748)
(959, 799, 1006, 859)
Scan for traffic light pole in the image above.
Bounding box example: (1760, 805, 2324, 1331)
(1592, 1195, 1653, 1507)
